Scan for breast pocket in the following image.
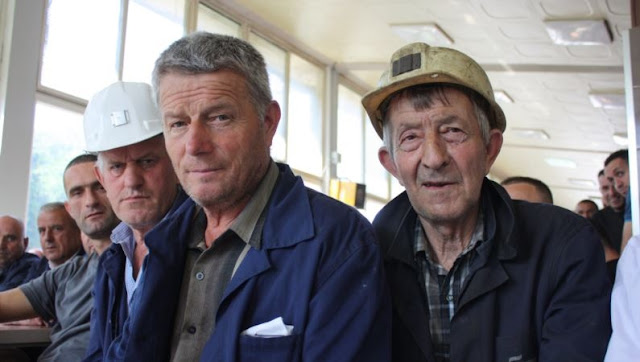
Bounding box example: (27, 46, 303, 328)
(238, 333, 301, 362)
(495, 336, 537, 362)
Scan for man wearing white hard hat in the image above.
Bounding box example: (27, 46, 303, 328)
(362, 43, 611, 361)
(82, 82, 192, 361)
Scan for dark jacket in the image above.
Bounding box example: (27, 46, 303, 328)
(85, 188, 192, 362)
(374, 178, 611, 362)
(0, 252, 40, 291)
(86, 163, 391, 362)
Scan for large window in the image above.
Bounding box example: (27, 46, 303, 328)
(249, 32, 288, 162)
(40, 0, 121, 99)
(122, 0, 185, 84)
(287, 54, 324, 177)
(24, 0, 397, 242)
(25, 100, 85, 248)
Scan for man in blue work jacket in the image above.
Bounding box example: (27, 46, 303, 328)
(88, 33, 391, 361)
(361, 42, 611, 361)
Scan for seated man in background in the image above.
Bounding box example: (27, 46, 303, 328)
(500, 175, 553, 204)
(0, 216, 40, 291)
(362, 42, 611, 361)
(0, 154, 119, 360)
(575, 199, 599, 219)
(592, 169, 625, 253)
(28, 202, 84, 278)
(604, 149, 632, 252)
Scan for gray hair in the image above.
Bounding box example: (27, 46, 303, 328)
(380, 84, 491, 158)
(152, 32, 272, 119)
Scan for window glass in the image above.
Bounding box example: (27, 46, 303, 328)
(26, 101, 85, 249)
(337, 84, 364, 183)
(249, 32, 287, 162)
(365, 117, 390, 198)
(287, 54, 324, 176)
(197, 4, 240, 36)
(40, 0, 121, 99)
(122, 0, 185, 84)
(361, 197, 386, 222)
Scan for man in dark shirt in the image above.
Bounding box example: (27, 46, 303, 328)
(0, 216, 39, 291)
(592, 169, 625, 253)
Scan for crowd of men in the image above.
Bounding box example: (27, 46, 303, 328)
(0, 31, 636, 361)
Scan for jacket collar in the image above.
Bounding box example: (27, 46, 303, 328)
(381, 178, 518, 265)
(259, 162, 315, 250)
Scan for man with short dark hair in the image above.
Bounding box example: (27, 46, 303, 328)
(0, 216, 39, 291)
(592, 169, 625, 253)
(363, 42, 611, 361)
(575, 199, 599, 219)
(604, 149, 632, 251)
(0, 154, 119, 360)
(500, 176, 553, 204)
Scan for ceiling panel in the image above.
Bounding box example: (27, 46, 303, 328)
(227, 0, 631, 210)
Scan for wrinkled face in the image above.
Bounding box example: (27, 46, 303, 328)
(159, 70, 279, 210)
(503, 182, 548, 204)
(604, 157, 629, 197)
(64, 162, 119, 239)
(598, 173, 624, 211)
(95, 136, 178, 234)
(0, 216, 27, 269)
(379, 88, 502, 226)
(575, 201, 598, 218)
(37, 209, 82, 266)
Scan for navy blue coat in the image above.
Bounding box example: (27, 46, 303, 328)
(374, 179, 611, 362)
(85, 189, 193, 361)
(0, 252, 40, 291)
(86, 163, 391, 361)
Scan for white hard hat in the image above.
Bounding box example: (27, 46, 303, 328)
(83, 81, 163, 152)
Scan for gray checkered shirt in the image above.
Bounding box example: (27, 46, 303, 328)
(414, 212, 485, 362)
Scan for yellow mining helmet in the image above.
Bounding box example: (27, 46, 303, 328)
(361, 42, 506, 139)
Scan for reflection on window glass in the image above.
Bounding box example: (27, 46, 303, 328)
(365, 118, 390, 198)
(26, 102, 85, 249)
(197, 4, 240, 36)
(287, 54, 324, 176)
(41, 0, 120, 99)
(122, 0, 185, 84)
(249, 32, 287, 162)
(337, 85, 364, 183)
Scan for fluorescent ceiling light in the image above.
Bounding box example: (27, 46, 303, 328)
(494, 90, 514, 104)
(544, 19, 612, 45)
(390, 23, 453, 46)
(613, 132, 628, 146)
(510, 128, 550, 140)
(568, 178, 596, 187)
(545, 157, 577, 168)
(589, 91, 625, 109)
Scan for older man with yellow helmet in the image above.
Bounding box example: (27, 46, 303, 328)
(363, 43, 611, 361)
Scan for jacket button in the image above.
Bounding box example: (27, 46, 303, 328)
(195, 272, 204, 280)
(187, 325, 197, 334)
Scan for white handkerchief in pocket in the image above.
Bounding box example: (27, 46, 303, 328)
(241, 316, 294, 338)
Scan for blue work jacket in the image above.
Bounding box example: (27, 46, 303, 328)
(85, 188, 193, 361)
(86, 163, 391, 361)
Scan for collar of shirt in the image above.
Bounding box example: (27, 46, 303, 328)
(414, 211, 485, 270)
(191, 160, 279, 251)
